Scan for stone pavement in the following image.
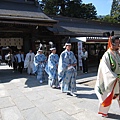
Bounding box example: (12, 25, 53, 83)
(0, 64, 120, 120)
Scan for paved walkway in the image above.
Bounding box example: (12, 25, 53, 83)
(0, 65, 120, 120)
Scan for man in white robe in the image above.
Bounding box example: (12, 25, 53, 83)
(33, 48, 47, 83)
(45, 47, 59, 88)
(58, 42, 77, 97)
(95, 36, 120, 117)
(24, 50, 35, 75)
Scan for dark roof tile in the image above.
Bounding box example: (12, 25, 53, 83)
(0, 1, 57, 24)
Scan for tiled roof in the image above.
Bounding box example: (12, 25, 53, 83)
(49, 15, 120, 36)
(0, 1, 57, 26)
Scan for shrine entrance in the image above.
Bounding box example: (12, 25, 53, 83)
(0, 38, 23, 60)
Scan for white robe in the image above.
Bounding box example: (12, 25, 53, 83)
(24, 52, 35, 74)
(95, 49, 120, 114)
(33, 53, 47, 81)
(58, 49, 77, 93)
(45, 53, 59, 87)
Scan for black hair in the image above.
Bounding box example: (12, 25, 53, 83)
(111, 36, 119, 43)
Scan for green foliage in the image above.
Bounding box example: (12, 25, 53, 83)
(110, 0, 120, 22)
(80, 3, 97, 19)
(100, 15, 118, 23)
(40, 0, 97, 19)
(65, 0, 82, 17)
(97, 0, 120, 24)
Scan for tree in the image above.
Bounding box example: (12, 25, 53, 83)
(100, 15, 118, 23)
(40, 0, 67, 15)
(65, 0, 82, 17)
(40, 0, 97, 19)
(110, 0, 120, 21)
(40, 0, 59, 15)
(80, 3, 97, 19)
(41, 0, 82, 16)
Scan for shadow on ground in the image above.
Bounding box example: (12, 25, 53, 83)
(76, 93, 97, 99)
(24, 77, 48, 88)
(77, 86, 94, 91)
(108, 113, 120, 119)
(0, 66, 48, 88)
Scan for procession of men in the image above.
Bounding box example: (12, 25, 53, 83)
(3, 36, 120, 118)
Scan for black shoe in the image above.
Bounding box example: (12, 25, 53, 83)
(67, 92, 72, 96)
(56, 86, 61, 89)
(67, 92, 77, 97)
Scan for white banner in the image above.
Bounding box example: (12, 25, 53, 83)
(78, 41, 82, 67)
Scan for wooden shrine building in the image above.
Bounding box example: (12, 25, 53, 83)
(0, 0, 58, 59)
(1, 0, 120, 65)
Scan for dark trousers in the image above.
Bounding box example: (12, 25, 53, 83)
(82, 59, 88, 73)
(8, 60, 12, 67)
(13, 62, 17, 70)
(18, 62, 24, 73)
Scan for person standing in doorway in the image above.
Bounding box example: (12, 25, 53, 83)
(45, 47, 60, 89)
(7, 52, 13, 67)
(97, 45, 106, 66)
(13, 51, 18, 71)
(33, 48, 47, 83)
(95, 36, 120, 117)
(81, 47, 88, 73)
(16, 50, 24, 73)
(24, 50, 35, 75)
(58, 41, 77, 97)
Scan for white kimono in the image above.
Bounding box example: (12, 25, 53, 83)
(95, 49, 120, 115)
(24, 52, 35, 74)
(33, 53, 47, 81)
(58, 49, 77, 93)
(45, 53, 59, 87)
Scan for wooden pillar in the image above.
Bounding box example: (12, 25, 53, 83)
(55, 37, 62, 55)
(31, 37, 36, 53)
(23, 35, 31, 54)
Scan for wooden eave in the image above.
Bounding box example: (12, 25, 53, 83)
(48, 15, 120, 37)
(0, 17, 57, 26)
(0, 9, 57, 26)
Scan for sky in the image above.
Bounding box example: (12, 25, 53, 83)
(82, 0, 113, 15)
(38, 0, 113, 15)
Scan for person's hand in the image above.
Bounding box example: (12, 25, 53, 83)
(71, 63, 77, 66)
(68, 64, 71, 67)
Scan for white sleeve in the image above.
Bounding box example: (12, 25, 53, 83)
(85, 51, 88, 58)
